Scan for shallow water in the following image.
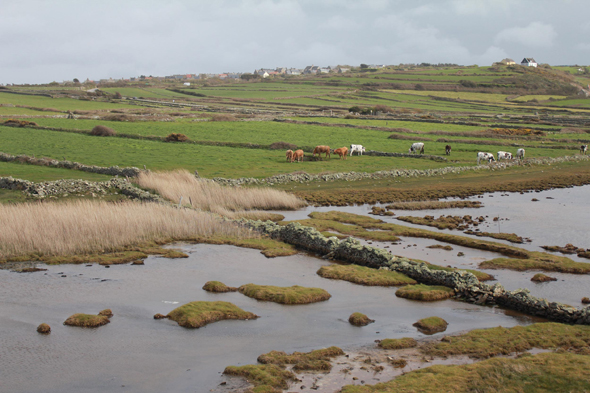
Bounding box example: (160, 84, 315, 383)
(1, 245, 538, 393)
(2, 185, 590, 392)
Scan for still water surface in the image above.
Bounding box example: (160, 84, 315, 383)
(1, 186, 589, 393)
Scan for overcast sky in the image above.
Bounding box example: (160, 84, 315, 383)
(2, 0, 589, 84)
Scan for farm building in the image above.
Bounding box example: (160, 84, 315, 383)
(521, 58, 538, 67)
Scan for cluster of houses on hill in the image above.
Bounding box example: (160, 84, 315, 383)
(253, 65, 353, 78)
(496, 58, 538, 67)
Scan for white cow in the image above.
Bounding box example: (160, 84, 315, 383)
(581, 145, 588, 155)
(477, 152, 495, 165)
(350, 144, 366, 156)
(516, 148, 525, 160)
(409, 142, 425, 154)
(497, 151, 513, 161)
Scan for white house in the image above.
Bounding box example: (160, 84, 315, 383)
(521, 58, 537, 67)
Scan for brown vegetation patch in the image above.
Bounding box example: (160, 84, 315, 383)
(426, 244, 453, 250)
(582, 297, 590, 304)
(202, 280, 238, 293)
(531, 273, 557, 282)
(90, 125, 116, 136)
(386, 200, 483, 210)
(486, 127, 545, 136)
(542, 243, 590, 258)
(164, 133, 189, 142)
(98, 309, 113, 317)
(348, 312, 375, 326)
(269, 141, 297, 150)
(3, 119, 39, 127)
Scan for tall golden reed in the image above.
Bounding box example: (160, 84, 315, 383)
(0, 200, 249, 259)
(136, 170, 306, 213)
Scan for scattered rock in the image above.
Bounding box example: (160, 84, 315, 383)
(36, 323, 51, 334)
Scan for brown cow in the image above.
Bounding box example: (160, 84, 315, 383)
(286, 150, 293, 162)
(445, 145, 451, 155)
(313, 145, 330, 159)
(291, 149, 304, 162)
(334, 147, 348, 159)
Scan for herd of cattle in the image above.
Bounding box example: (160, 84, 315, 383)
(284, 143, 589, 163)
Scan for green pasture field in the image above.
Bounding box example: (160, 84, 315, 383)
(100, 87, 187, 99)
(0, 161, 112, 182)
(511, 95, 568, 102)
(0, 106, 54, 116)
(545, 98, 590, 108)
(0, 92, 128, 111)
(0, 126, 464, 179)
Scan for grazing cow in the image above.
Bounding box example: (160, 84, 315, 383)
(581, 145, 588, 155)
(286, 150, 293, 162)
(350, 144, 366, 156)
(497, 151, 513, 161)
(313, 145, 331, 159)
(445, 145, 451, 155)
(477, 152, 495, 165)
(334, 147, 348, 159)
(409, 142, 425, 154)
(516, 148, 525, 160)
(291, 149, 304, 163)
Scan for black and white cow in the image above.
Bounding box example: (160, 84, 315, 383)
(477, 152, 495, 165)
(409, 142, 425, 154)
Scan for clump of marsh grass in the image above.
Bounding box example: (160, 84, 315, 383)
(63, 313, 110, 328)
(378, 337, 417, 350)
(348, 312, 374, 326)
(0, 200, 249, 261)
(238, 284, 331, 304)
(317, 264, 416, 286)
(136, 169, 306, 213)
(165, 301, 258, 328)
(202, 281, 238, 293)
(395, 284, 455, 301)
(413, 316, 448, 334)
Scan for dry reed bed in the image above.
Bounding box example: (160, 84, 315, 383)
(136, 170, 306, 214)
(0, 200, 248, 260)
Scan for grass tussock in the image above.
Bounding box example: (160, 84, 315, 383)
(90, 125, 116, 136)
(223, 365, 294, 391)
(36, 323, 51, 334)
(378, 337, 417, 350)
(423, 323, 590, 359)
(317, 264, 416, 286)
(238, 284, 331, 304)
(340, 352, 590, 393)
(349, 312, 375, 326)
(0, 200, 248, 262)
(395, 284, 455, 301)
(166, 301, 258, 328)
(531, 273, 557, 282)
(258, 346, 343, 372)
(413, 316, 448, 334)
(63, 313, 110, 328)
(385, 200, 483, 210)
(136, 170, 306, 213)
(202, 281, 238, 293)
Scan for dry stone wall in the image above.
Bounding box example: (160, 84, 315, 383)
(0, 176, 165, 202)
(241, 219, 590, 325)
(214, 155, 590, 186)
(0, 152, 142, 178)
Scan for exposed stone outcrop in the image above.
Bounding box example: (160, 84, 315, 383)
(240, 219, 590, 325)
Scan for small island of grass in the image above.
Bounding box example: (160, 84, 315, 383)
(395, 284, 455, 301)
(317, 264, 416, 286)
(378, 337, 418, 350)
(413, 316, 448, 334)
(531, 273, 557, 282)
(202, 281, 238, 293)
(63, 313, 110, 328)
(348, 312, 375, 326)
(165, 301, 258, 328)
(238, 284, 331, 304)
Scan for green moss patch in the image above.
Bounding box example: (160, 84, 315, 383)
(238, 284, 331, 304)
(349, 312, 375, 326)
(395, 284, 454, 301)
(378, 337, 417, 350)
(340, 352, 590, 393)
(202, 281, 238, 292)
(317, 264, 416, 286)
(422, 323, 590, 359)
(480, 253, 590, 274)
(165, 301, 258, 328)
(63, 313, 110, 328)
(413, 316, 448, 334)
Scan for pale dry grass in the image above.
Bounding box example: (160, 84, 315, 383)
(136, 170, 306, 213)
(0, 200, 248, 259)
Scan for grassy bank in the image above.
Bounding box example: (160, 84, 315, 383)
(317, 264, 416, 286)
(165, 301, 258, 328)
(238, 284, 331, 304)
(395, 285, 455, 301)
